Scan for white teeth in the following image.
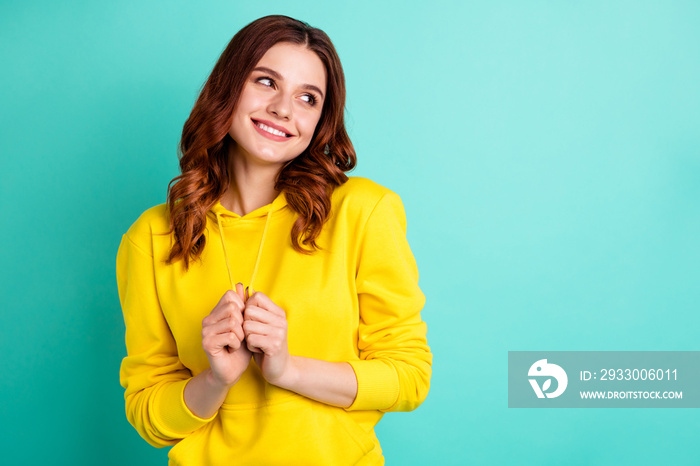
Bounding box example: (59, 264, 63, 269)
(256, 122, 288, 137)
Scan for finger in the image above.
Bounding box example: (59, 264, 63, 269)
(243, 305, 279, 324)
(235, 282, 245, 301)
(246, 338, 263, 353)
(204, 316, 245, 342)
(204, 332, 243, 353)
(246, 292, 286, 318)
(245, 286, 249, 302)
(219, 288, 244, 307)
(245, 307, 287, 333)
(203, 325, 245, 348)
(203, 302, 243, 328)
(242, 320, 270, 337)
(246, 334, 265, 354)
(202, 291, 244, 326)
(246, 333, 284, 356)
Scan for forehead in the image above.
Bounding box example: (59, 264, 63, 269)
(255, 42, 327, 95)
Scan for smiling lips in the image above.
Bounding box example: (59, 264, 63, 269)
(252, 119, 293, 141)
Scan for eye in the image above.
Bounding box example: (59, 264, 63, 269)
(256, 77, 274, 88)
(300, 94, 317, 106)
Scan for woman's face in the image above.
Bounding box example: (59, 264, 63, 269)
(228, 42, 327, 168)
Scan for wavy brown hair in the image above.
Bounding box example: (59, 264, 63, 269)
(167, 15, 356, 268)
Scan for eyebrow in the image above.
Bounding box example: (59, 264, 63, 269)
(252, 66, 325, 100)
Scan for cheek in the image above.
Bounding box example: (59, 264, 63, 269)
(230, 95, 262, 134)
(298, 113, 323, 140)
(235, 86, 268, 115)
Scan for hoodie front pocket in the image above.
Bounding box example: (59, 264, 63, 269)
(169, 394, 379, 465)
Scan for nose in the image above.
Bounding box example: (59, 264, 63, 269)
(267, 91, 292, 121)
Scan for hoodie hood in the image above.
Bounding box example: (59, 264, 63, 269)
(208, 191, 288, 222)
(207, 191, 288, 293)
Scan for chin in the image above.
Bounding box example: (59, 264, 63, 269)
(252, 152, 298, 166)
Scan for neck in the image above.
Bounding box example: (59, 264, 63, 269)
(220, 144, 282, 216)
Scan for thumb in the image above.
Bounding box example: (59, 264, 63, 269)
(235, 282, 245, 301)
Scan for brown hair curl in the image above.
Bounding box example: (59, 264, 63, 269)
(166, 15, 356, 268)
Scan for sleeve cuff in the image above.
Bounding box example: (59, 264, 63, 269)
(346, 359, 400, 411)
(151, 379, 217, 437)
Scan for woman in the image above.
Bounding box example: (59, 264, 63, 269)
(117, 15, 431, 465)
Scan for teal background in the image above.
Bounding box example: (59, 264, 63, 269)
(1, 1, 698, 464)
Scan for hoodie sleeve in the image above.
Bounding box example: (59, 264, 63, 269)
(117, 226, 215, 448)
(346, 191, 432, 412)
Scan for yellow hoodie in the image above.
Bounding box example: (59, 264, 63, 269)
(117, 177, 431, 465)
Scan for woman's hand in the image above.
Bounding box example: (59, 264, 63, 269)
(242, 291, 358, 407)
(243, 291, 296, 386)
(201, 284, 252, 388)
